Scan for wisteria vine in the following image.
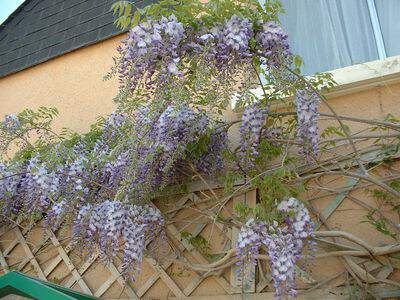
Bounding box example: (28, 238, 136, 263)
(237, 198, 314, 297)
(0, 0, 344, 298)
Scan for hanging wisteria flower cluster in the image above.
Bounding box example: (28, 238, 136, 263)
(238, 101, 270, 170)
(117, 12, 292, 94)
(237, 198, 314, 298)
(201, 15, 254, 67)
(118, 14, 185, 90)
(296, 89, 320, 159)
(0, 104, 227, 277)
(256, 21, 291, 66)
(71, 201, 164, 278)
(1, 114, 20, 133)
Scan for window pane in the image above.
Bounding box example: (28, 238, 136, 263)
(375, 0, 400, 57)
(280, 0, 379, 74)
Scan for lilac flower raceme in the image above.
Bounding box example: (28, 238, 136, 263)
(236, 198, 314, 299)
(45, 199, 67, 230)
(128, 104, 221, 198)
(256, 21, 290, 66)
(213, 15, 254, 64)
(0, 163, 20, 215)
(118, 14, 185, 90)
(0, 107, 184, 281)
(194, 125, 228, 175)
(238, 102, 269, 170)
(237, 218, 268, 267)
(295, 89, 320, 160)
(103, 112, 128, 140)
(278, 197, 315, 241)
(22, 157, 60, 212)
(272, 198, 315, 297)
(265, 225, 298, 298)
(71, 201, 164, 278)
(1, 114, 20, 133)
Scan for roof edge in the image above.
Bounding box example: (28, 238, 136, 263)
(0, 0, 30, 29)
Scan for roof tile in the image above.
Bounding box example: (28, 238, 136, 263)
(0, 0, 157, 78)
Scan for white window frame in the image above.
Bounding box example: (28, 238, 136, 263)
(248, 0, 397, 104)
(366, 0, 387, 60)
(257, 0, 388, 71)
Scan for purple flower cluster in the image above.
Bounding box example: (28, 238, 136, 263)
(23, 157, 60, 211)
(237, 218, 267, 267)
(1, 114, 20, 133)
(45, 199, 67, 229)
(0, 103, 227, 281)
(129, 104, 227, 197)
(238, 102, 269, 170)
(103, 112, 128, 139)
(72, 201, 164, 278)
(0, 163, 21, 215)
(265, 224, 298, 298)
(117, 14, 290, 90)
(194, 126, 228, 174)
(256, 21, 291, 66)
(220, 16, 253, 53)
(201, 15, 254, 67)
(278, 197, 314, 241)
(295, 89, 320, 160)
(236, 198, 314, 298)
(118, 14, 185, 89)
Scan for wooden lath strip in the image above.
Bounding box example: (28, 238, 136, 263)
(43, 242, 73, 277)
(3, 222, 37, 256)
(146, 257, 186, 298)
(46, 229, 92, 295)
(3, 239, 19, 256)
(138, 232, 206, 298)
(137, 224, 193, 298)
(104, 259, 139, 299)
(17, 233, 55, 272)
(65, 251, 99, 288)
(126, 194, 199, 299)
(14, 227, 46, 280)
(146, 195, 205, 297)
(137, 258, 176, 297)
(167, 223, 234, 295)
(315, 177, 360, 230)
(0, 247, 9, 273)
(183, 273, 208, 296)
(164, 191, 236, 295)
(95, 272, 119, 297)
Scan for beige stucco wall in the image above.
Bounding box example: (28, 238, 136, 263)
(0, 34, 124, 133)
(1, 36, 400, 298)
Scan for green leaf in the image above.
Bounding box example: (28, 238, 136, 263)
(132, 10, 141, 27)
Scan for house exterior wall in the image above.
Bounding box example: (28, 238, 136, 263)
(0, 34, 123, 133)
(0, 36, 400, 298)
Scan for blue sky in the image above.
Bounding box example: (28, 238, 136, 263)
(0, 0, 25, 24)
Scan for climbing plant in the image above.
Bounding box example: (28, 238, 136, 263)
(1, 0, 400, 298)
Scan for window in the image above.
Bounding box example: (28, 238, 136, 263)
(273, 0, 398, 75)
(375, 0, 400, 57)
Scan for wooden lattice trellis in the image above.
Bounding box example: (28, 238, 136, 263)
(0, 183, 256, 299)
(0, 176, 399, 299)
